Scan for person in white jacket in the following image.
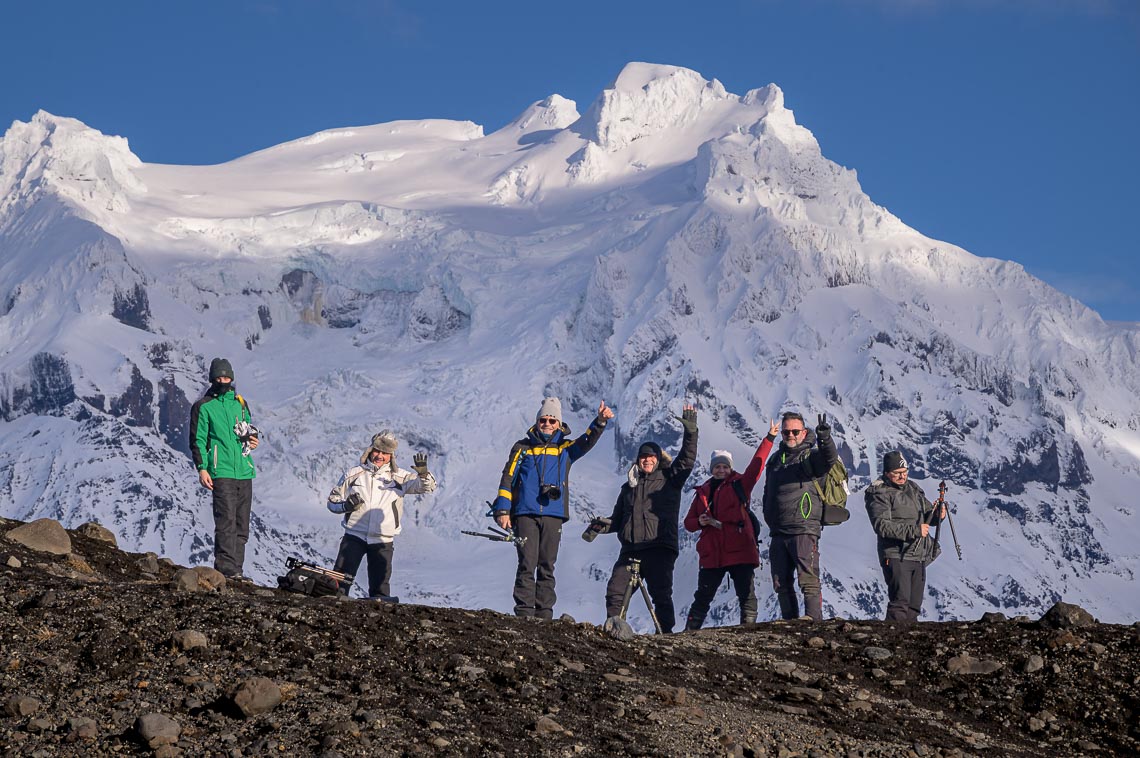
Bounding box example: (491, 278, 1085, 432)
(327, 430, 436, 600)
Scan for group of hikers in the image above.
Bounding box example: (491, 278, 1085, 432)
(190, 357, 947, 630)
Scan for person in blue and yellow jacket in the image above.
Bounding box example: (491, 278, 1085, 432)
(189, 357, 259, 581)
(492, 396, 614, 618)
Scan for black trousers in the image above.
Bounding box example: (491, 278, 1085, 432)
(686, 564, 757, 629)
(881, 558, 926, 622)
(512, 515, 563, 619)
(770, 534, 822, 621)
(212, 478, 253, 577)
(333, 534, 395, 598)
(604, 546, 678, 632)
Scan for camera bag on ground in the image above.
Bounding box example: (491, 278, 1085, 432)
(276, 557, 353, 597)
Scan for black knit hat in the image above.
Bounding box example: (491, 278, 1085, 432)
(209, 358, 234, 381)
(637, 442, 662, 460)
(883, 451, 908, 473)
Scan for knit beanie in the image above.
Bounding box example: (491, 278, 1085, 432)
(883, 451, 908, 472)
(536, 397, 563, 424)
(209, 358, 234, 381)
(637, 442, 661, 460)
(710, 450, 733, 470)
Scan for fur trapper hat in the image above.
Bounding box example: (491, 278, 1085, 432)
(360, 430, 399, 465)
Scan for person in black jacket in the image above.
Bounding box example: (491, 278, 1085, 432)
(864, 451, 946, 621)
(761, 411, 838, 621)
(588, 405, 698, 633)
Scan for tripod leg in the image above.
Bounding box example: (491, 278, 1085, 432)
(945, 508, 963, 560)
(619, 579, 635, 621)
(638, 579, 663, 634)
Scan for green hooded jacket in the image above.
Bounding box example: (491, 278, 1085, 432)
(189, 387, 257, 480)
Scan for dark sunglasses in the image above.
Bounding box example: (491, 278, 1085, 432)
(781, 428, 805, 437)
(537, 417, 560, 426)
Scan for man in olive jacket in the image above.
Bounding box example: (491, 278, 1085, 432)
(864, 451, 945, 622)
(189, 358, 259, 580)
(761, 411, 838, 621)
(592, 405, 698, 633)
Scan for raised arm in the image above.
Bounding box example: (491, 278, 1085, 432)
(567, 400, 614, 461)
(739, 420, 779, 497)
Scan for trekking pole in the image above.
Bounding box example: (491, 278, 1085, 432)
(934, 481, 963, 560)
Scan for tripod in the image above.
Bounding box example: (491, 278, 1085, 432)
(618, 558, 663, 634)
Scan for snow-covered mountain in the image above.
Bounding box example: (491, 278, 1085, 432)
(2, 62, 1138, 625)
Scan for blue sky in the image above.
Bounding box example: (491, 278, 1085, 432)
(3, 0, 1138, 320)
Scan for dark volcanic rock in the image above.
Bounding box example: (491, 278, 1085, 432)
(1, 513, 1138, 757)
(1039, 601, 1097, 629)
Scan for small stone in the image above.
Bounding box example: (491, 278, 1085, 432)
(68, 716, 98, 740)
(786, 686, 823, 702)
(947, 653, 1004, 675)
(807, 636, 826, 648)
(778, 704, 809, 716)
(1024, 655, 1045, 673)
(26, 717, 53, 733)
(192, 566, 227, 591)
(870, 668, 889, 680)
(431, 737, 451, 748)
(603, 672, 637, 684)
(1086, 642, 1107, 656)
(5, 695, 41, 717)
(4, 519, 72, 555)
(772, 661, 798, 676)
(979, 611, 1007, 623)
(137, 553, 160, 574)
(5, 555, 21, 568)
(848, 700, 873, 712)
(863, 646, 893, 661)
(558, 613, 576, 623)
(602, 616, 635, 641)
(1048, 630, 1085, 649)
(172, 630, 208, 651)
(171, 569, 200, 592)
(535, 715, 564, 735)
(656, 686, 687, 705)
(231, 677, 282, 717)
(135, 713, 181, 748)
(75, 521, 118, 547)
(558, 658, 586, 673)
(1028, 717, 1046, 732)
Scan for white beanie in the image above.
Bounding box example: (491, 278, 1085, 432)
(710, 450, 733, 470)
(536, 397, 563, 423)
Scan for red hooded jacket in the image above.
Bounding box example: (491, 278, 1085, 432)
(683, 434, 775, 569)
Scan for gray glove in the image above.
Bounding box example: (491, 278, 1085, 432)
(343, 493, 365, 513)
(412, 453, 430, 476)
(675, 407, 697, 433)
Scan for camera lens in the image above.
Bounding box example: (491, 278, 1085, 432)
(539, 485, 562, 500)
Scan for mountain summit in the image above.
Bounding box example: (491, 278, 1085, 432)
(1, 63, 1138, 625)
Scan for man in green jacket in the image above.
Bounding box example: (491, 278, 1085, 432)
(189, 358, 259, 580)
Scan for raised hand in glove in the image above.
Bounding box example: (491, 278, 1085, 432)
(674, 404, 698, 433)
(412, 453, 430, 476)
(816, 413, 831, 436)
(344, 492, 365, 513)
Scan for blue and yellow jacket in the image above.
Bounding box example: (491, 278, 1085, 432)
(492, 418, 608, 521)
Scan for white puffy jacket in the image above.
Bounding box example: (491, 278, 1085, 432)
(327, 460, 436, 544)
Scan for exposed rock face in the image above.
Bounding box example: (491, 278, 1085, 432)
(112, 283, 152, 331)
(75, 521, 117, 547)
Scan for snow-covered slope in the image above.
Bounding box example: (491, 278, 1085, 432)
(2, 63, 1138, 625)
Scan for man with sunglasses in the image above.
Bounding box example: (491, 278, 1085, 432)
(761, 411, 838, 621)
(492, 396, 615, 618)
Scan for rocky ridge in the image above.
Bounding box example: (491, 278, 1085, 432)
(1, 515, 1138, 757)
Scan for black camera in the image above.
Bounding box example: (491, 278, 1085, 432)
(539, 484, 562, 500)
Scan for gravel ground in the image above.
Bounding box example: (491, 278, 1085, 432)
(1, 516, 1137, 757)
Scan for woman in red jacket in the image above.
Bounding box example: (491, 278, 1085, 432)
(683, 421, 778, 629)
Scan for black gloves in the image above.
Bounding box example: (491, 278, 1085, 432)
(675, 407, 698, 434)
(412, 453, 429, 476)
(815, 413, 830, 436)
(344, 493, 365, 513)
(581, 517, 612, 542)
